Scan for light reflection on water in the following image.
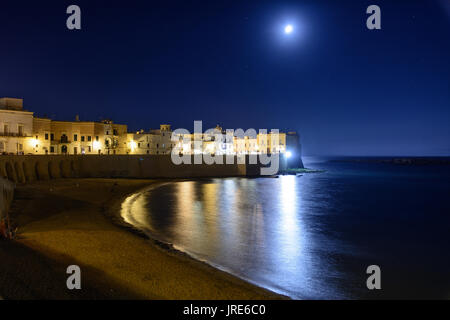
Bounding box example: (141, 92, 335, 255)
(121, 175, 346, 299)
(121, 158, 450, 299)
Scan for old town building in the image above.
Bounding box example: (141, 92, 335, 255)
(0, 98, 33, 155)
(1, 97, 300, 158)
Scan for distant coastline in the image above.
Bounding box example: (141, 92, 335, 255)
(329, 156, 450, 165)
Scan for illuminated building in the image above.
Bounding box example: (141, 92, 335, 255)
(0, 98, 33, 155)
(1, 97, 300, 159)
(167, 125, 289, 156)
(126, 124, 174, 155)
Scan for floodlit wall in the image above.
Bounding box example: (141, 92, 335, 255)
(0, 155, 291, 220)
(0, 155, 285, 183)
(0, 177, 14, 221)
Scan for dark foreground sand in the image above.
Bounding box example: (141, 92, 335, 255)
(0, 179, 283, 300)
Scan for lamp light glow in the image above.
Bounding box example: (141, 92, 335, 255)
(286, 151, 292, 158)
(30, 138, 39, 147)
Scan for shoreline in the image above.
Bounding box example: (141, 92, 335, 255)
(0, 178, 285, 300)
(109, 181, 291, 299)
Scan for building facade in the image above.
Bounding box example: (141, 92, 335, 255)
(1, 97, 129, 155)
(0, 98, 34, 155)
(126, 124, 174, 155)
(1, 97, 301, 160)
(31, 118, 128, 155)
(126, 125, 293, 157)
(160, 125, 288, 156)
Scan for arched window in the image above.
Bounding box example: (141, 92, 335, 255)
(61, 134, 68, 143)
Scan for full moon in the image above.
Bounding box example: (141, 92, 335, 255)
(284, 24, 293, 34)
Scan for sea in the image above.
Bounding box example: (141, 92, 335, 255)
(121, 156, 450, 299)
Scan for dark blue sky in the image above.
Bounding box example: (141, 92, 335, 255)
(1, 0, 449, 156)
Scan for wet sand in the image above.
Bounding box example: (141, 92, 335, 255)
(0, 179, 283, 299)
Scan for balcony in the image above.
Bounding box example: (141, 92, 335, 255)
(54, 138, 72, 144)
(0, 132, 30, 137)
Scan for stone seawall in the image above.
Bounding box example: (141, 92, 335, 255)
(0, 177, 14, 221)
(0, 155, 279, 183)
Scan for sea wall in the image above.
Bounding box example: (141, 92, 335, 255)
(0, 155, 283, 183)
(0, 177, 14, 221)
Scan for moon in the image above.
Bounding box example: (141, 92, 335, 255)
(284, 24, 293, 34)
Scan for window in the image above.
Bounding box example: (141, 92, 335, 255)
(61, 134, 68, 143)
(74, 147, 78, 154)
(18, 125, 24, 136)
(87, 136, 91, 142)
(88, 146, 91, 152)
(0, 141, 4, 152)
(96, 136, 99, 141)
(50, 146, 55, 153)
(81, 136, 85, 142)
(74, 134, 78, 141)
(113, 129, 118, 135)
(4, 124, 9, 134)
(45, 133, 49, 140)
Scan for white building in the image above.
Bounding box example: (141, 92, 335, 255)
(0, 98, 34, 154)
(127, 124, 174, 155)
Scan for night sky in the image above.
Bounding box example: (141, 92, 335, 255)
(1, 0, 449, 156)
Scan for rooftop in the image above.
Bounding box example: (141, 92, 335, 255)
(0, 97, 25, 111)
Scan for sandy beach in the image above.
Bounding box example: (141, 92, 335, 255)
(0, 178, 283, 300)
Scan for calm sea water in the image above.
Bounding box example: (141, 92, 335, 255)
(121, 157, 450, 299)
